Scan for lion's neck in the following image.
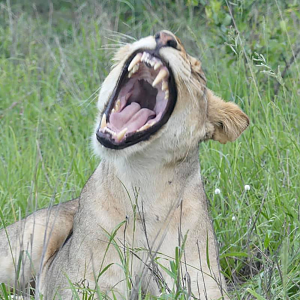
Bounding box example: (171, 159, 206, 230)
(108, 147, 203, 207)
(78, 147, 207, 230)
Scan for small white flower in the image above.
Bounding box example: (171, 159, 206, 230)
(232, 215, 236, 221)
(214, 188, 221, 195)
(244, 185, 251, 191)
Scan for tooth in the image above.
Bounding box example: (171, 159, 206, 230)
(114, 99, 121, 112)
(112, 108, 115, 113)
(141, 52, 147, 62)
(116, 128, 127, 141)
(150, 60, 155, 67)
(128, 53, 142, 72)
(162, 81, 168, 91)
(164, 90, 169, 100)
(137, 123, 153, 132)
(154, 62, 162, 70)
(104, 127, 116, 136)
(128, 71, 133, 78)
(152, 68, 168, 87)
(100, 114, 107, 129)
(132, 64, 139, 74)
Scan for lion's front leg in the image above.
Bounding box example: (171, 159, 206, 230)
(154, 204, 229, 299)
(0, 199, 78, 291)
(157, 232, 228, 300)
(181, 226, 229, 300)
(187, 247, 229, 300)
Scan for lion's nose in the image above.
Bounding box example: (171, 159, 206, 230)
(154, 31, 178, 49)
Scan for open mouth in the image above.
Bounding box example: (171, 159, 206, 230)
(96, 50, 177, 149)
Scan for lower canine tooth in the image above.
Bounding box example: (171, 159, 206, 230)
(117, 128, 127, 141)
(152, 68, 168, 87)
(101, 114, 107, 129)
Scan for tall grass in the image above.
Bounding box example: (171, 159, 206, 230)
(0, 0, 299, 299)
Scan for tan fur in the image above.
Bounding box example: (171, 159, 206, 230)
(0, 200, 78, 293)
(206, 90, 249, 144)
(0, 31, 249, 299)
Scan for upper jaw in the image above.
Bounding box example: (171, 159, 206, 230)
(96, 47, 177, 150)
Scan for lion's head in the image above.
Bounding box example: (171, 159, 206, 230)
(93, 30, 249, 160)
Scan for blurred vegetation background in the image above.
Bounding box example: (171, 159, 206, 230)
(0, 0, 300, 299)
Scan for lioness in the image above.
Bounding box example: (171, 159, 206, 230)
(0, 31, 249, 299)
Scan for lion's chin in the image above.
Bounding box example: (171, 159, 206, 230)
(95, 49, 177, 150)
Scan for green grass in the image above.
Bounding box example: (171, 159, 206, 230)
(1, 0, 300, 299)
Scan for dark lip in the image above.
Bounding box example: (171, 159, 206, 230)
(96, 49, 177, 150)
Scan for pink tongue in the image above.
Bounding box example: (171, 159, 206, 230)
(109, 102, 155, 133)
(125, 108, 155, 132)
(110, 102, 141, 129)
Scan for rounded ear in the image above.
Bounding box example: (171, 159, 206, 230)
(206, 89, 249, 144)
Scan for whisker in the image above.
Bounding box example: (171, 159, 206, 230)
(104, 29, 136, 41)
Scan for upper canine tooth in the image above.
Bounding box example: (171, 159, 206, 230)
(100, 113, 107, 129)
(128, 53, 142, 72)
(162, 81, 168, 91)
(116, 128, 127, 141)
(154, 62, 162, 70)
(152, 68, 168, 87)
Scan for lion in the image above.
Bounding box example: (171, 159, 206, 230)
(0, 31, 249, 299)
